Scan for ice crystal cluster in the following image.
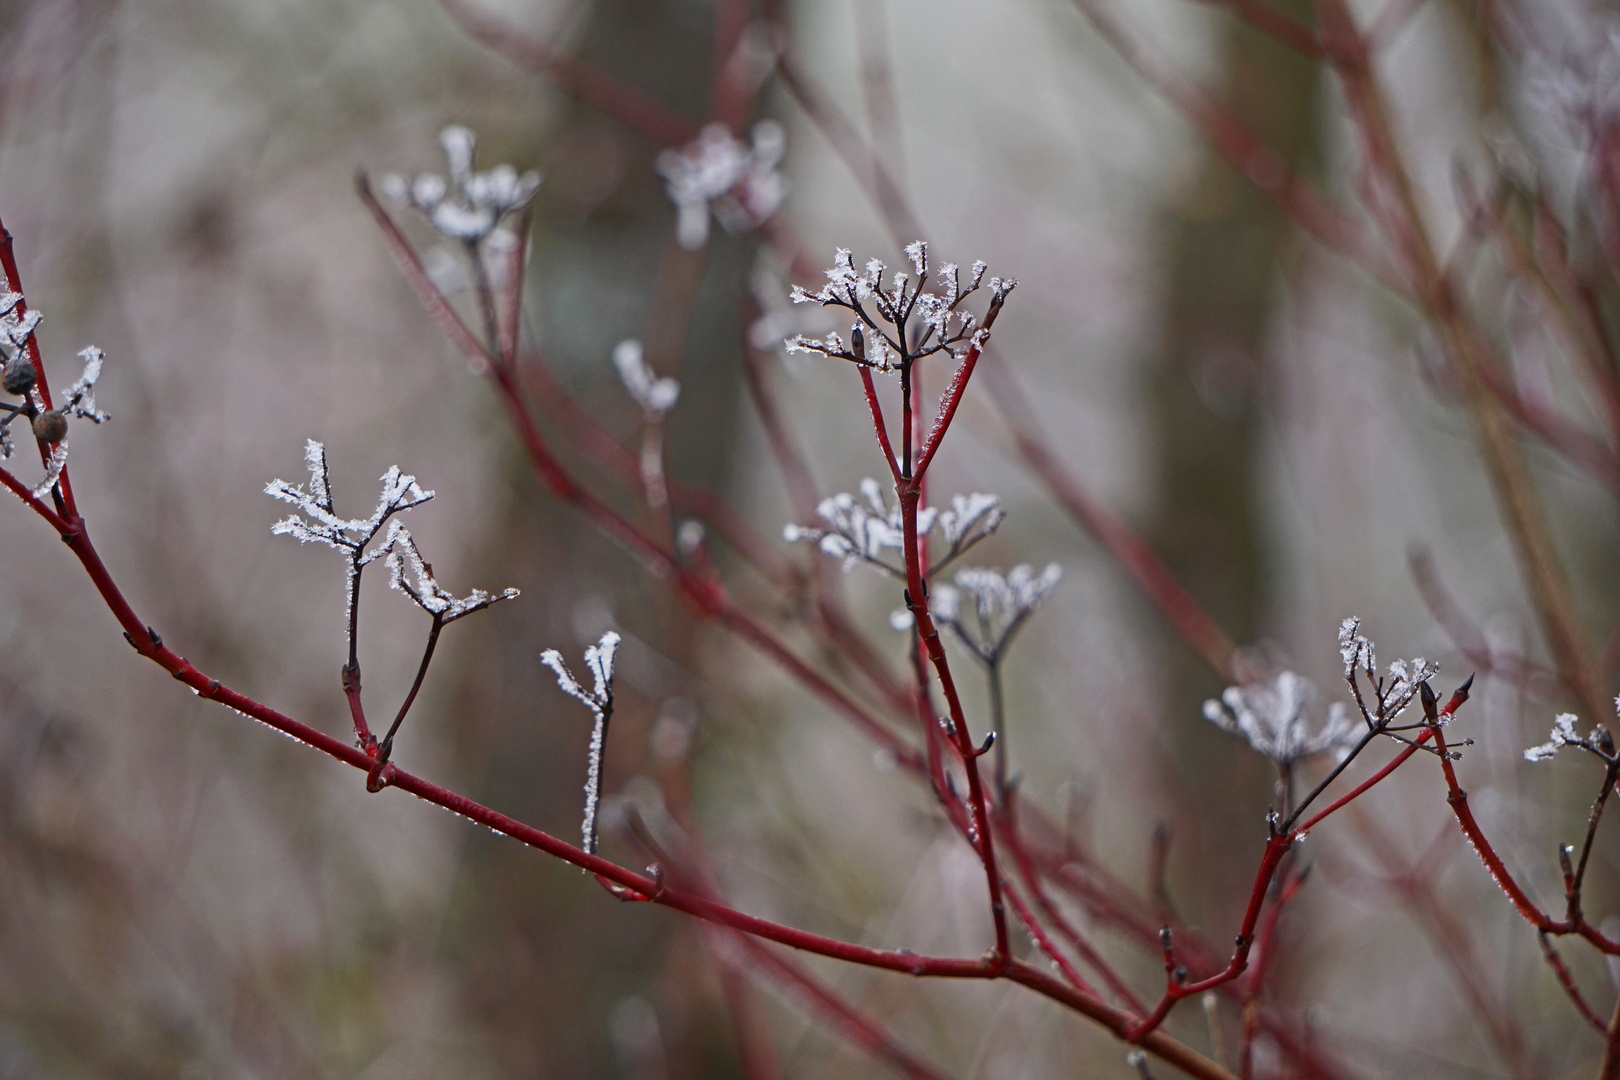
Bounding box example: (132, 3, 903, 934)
(266, 440, 433, 556)
(542, 631, 622, 855)
(0, 290, 41, 370)
(1524, 703, 1618, 763)
(930, 562, 1063, 660)
(785, 243, 1015, 372)
(611, 339, 680, 415)
(656, 121, 787, 250)
(1337, 616, 1438, 722)
(1203, 671, 1359, 767)
(380, 125, 542, 245)
(783, 481, 1003, 578)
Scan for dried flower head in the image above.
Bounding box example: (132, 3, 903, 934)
(930, 563, 1062, 661)
(380, 125, 541, 245)
(657, 121, 787, 250)
(1204, 671, 1359, 766)
(785, 244, 1014, 373)
(785, 481, 1004, 580)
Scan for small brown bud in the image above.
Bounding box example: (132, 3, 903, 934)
(32, 409, 67, 443)
(2, 357, 36, 395)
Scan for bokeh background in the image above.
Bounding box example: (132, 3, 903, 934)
(1, 0, 1618, 1076)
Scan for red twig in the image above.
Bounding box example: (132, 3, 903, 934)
(1538, 931, 1607, 1034)
(1066, 0, 1399, 289)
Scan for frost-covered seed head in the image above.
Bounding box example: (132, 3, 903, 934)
(933, 563, 1062, 660)
(1204, 671, 1359, 766)
(784, 245, 1013, 369)
(656, 121, 787, 250)
(387, 125, 541, 245)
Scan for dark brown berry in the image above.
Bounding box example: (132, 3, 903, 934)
(2, 357, 36, 395)
(32, 410, 67, 443)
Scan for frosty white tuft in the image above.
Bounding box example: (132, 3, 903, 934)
(1204, 670, 1359, 767)
(380, 125, 541, 245)
(930, 563, 1062, 660)
(1524, 704, 1617, 763)
(611, 339, 680, 415)
(785, 483, 1002, 580)
(656, 121, 787, 250)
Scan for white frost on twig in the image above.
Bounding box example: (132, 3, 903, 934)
(383, 521, 519, 622)
(1204, 671, 1359, 766)
(29, 439, 67, 500)
(612, 339, 680, 415)
(656, 121, 786, 250)
(1338, 616, 1376, 679)
(1524, 703, 1617, 762)
(266, 439, 433, 554)
(930, 563, 1061, 659)
(541, 631, 622, 856)
(379, 125, 541, 245)
(0, 290, 41, 363)
(1337, 615, 1437, 725)
(1526, 714, 1586, 762)
(266, 440, 435, 639)
(62, 346, 109, 423)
